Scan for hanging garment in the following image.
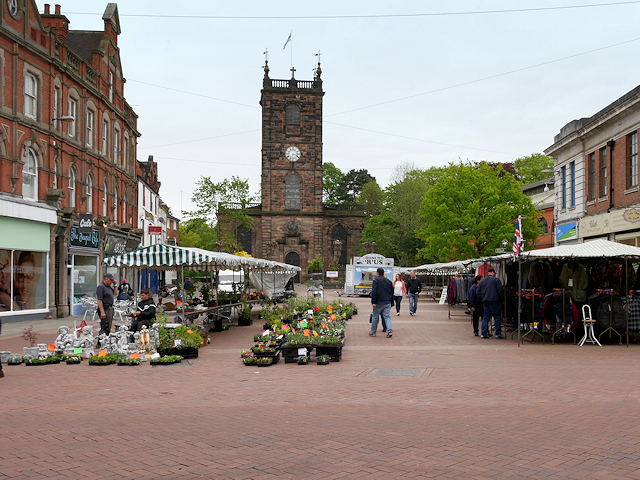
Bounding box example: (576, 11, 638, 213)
(528, 261, 554, 295)
(559, 263, 589, 302)
(447, 277, 457, 305)
(592, 261, 622, 293)
(628, 296, 640, 331)
(520, 292, 543, 325)
(595, 295, 626, 331)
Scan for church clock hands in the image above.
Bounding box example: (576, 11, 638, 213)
(285, 145, 301, 162)
(7, 0, 19, 18)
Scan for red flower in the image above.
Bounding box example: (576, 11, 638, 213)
(313, 306, 320, 312)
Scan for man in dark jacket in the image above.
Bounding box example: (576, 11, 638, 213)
(370, 268, 394, 338)
(476, 268, 504, 339)
(130, 288, 156, 332)
(406, 270, 422, 316)
(467, 275, 484, 337)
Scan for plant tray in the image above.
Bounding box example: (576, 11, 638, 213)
(244, 361, 258, 366)
(297, 361, 308, 365)
(257, 362, 272, 367)
(117, 362, 140, 366)
(315, 346, 342, 362)
(238, 318, 253, 327)
(317, 361, 330, 365)
(66, 360, 82, 365)
(158, 347, 198, 359)
(254, 351, 280, 364)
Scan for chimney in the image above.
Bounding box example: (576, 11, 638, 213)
(42, 4, 69, 43)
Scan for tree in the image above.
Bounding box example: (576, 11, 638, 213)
(322, 162, 344, 205)
(185, 176, 257, 251)
(357, 181, 384, 217)
(178, 218, 217, 250)
(514, 153, 554, 184)
(334, 169, 376, 204)
(417, 161, 538, 262)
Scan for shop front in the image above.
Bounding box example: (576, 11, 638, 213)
(580, 205, 640, 246)
(0, 196, 57, 322)
(68, 223, 101, 316)
(103, 228, 141, 292)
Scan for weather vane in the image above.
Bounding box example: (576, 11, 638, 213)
(263, 48, 269, 62)
(315, 50, 322, 63)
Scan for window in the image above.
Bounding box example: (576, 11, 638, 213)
(68, 168, 76, 208)
(569, 161, 575, 207)
(588, 153, 596, 201)
(561, 166, 566, 210)
(24, 73, 37, 118)
(22, 148, 37, 200)
(67, 98, 77, 137)
(113, 129, 119, 165)
(142, 187, 145, 207)
(540, 217, 549, 234)
(102, 181, 108, 216)
(285, 105, 300, 125)
(113, 187, 118, 224)
(102, 120, 108, 156)
(86, 176, 93, 213)
(109, 71, 114, 103)
(600, 147, 607, 197)
(629, 132, 638, 188)
(53, 87, 60, 128)
(122, 136, 128, 170)
(53, 161, 59, 189)
(284, 174, 301, 210)
(86, 110, 94, 148)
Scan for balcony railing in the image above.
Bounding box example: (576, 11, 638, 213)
(323, 203, 365, 212)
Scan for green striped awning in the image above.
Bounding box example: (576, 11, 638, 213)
(103, 244, 244, 268)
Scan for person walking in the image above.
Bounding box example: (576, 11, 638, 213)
(96, 273, 115, 336)
(406, 270, 422, 316)
(467, 275, 484, 337)
(392, 273, 407, 316)
(130, 288, 156, 333)
(370, 267, 394, 338)
(477, 268, 504, 339)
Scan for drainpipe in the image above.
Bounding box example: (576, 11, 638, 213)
(607, 139, 615, 213)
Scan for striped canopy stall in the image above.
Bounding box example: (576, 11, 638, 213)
(104, 244, 245, 269)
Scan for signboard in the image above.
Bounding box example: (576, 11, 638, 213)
(326, 271, 339, 278)
(494, 248, 506, 254)
(78, 214, 93, 234)
(353, 254, 394, 267)
(103, 229, 141, 256)
(69, 225, 100, 250)
(148, 226, 162, 236)
(556, 221, 578, 242)
(439, 287, 448, 305)
(145, 211, 154, 222)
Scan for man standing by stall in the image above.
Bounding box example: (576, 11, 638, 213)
(96, 273, 115, 336)
(477, 268, 504, 339)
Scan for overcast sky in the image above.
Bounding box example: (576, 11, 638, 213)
(55, 0, 640, 218)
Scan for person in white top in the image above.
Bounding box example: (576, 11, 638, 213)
(392, 273, 407, 316)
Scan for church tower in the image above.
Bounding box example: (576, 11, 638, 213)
(242, 59, 364, 281)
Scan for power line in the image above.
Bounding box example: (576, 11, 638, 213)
(66, 1, 640, 19)
(325, 121, 518, 156)
(327, 35, 640, 117)
(138, 129, 260, 150)
(151, 155, 259, 166)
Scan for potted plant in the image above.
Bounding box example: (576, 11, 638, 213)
(25, 357, 48, 366)
(243, 357, 258, 366)
(297, 355, 308, 365)
(150, 355, 183, 365)
(241, 350, 253, 359)
(65, 355, 82, 365)
(156, 322, 202, 359)
(7, 355, 23, 365)
(307, 254, 324, 274)
(257, 357, 272, 367)
(117, 358, 141, 366)
(218, 291, 230, 305)
(316, 354, 330, 365)
(238, 304, 253, 326)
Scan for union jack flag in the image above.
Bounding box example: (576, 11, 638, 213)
(513, 215, 524, 261)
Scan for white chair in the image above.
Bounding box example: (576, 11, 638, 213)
(81, 296, 98, 323)
(579, 304, 601, 346)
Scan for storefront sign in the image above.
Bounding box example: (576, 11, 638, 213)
(103, 229, 141, 256)
(148, 226, 162, 235)
(69, 225, 100, 250)
(581, 207, 640, 238)
(353, 254, 394, 267)
(78, 214, 93, 234)
(556, 221, 578, 242)
(580, 212, 609, 238)
(326, 271, 339, 278)
(145, 211, 154, 222)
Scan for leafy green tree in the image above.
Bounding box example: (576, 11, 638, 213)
(322, 162, 344, 205)
(417, 161, 538, 262)
(335, 169, 376, 204)
(185, 176, 257, 250)
(514, 153, 554, 184)
(178, 218, 217, 250)
(357, 181, 384, 217)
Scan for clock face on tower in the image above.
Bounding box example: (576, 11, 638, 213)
(285, 146, 301, 162)
(7, 0, 19, 18)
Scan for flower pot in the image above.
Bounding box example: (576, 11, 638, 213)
(316, 360, 330, 365)
(297, 360, 308, 365)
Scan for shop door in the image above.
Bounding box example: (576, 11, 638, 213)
(285, 251, 300, 283)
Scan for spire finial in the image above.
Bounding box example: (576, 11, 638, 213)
(263, 48, 270, 78)
(290, 66, 296, 79)
(314, 50, 322, 79)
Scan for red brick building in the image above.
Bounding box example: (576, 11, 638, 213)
(522, 178, 555, 249)
(238, 62, 364, 281)
(0, 2, 141, 320)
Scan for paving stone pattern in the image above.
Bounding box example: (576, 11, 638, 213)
(2, 293, 640, 479)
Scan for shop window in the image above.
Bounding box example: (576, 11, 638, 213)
(285, 174, 300, 210)
(600, 147, 607, 197)
(22, 148, 38, 200)
(71, 254, 98, 309)
(0, 249, 47, 312)
(86, 175, 93, 213)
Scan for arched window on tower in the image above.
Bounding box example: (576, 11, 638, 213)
(237, 225, 253, 255)
(285, 105, 300, 125)
(285, 251, 300, 283)
(331, 224, 348, 267)
(285, 174, 300, 211)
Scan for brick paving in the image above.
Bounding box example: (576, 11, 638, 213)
(2, 292, 640, 479)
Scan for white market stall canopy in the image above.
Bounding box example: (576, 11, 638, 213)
(517, 239, 640, 260)
(103, 243, 301, 273)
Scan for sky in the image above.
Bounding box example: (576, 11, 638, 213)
(53, 0, 640, 219)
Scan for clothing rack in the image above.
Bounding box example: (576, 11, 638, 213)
(447, 273, 474, 319)
(550, 288, 576, 345)
(596, 289, 622, 345)
(519, 288, 544, 342)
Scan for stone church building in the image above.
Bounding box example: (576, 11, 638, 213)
(236, 61, 364, 282)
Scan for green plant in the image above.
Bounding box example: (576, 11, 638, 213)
(117, 358, 140, 365)
(297, 355, 308, 363)
(317, 354, 330, 363)
(238, 305, 253, 321)
(7, 355, 23, 365)
(307, 254, 324, 272)
(25, 357, 48, 365)
(157, 324, 204, 350)
(244, 357, 258, 364)
(257, 357, 272, 364)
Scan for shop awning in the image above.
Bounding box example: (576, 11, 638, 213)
(519, 239, 640, 260)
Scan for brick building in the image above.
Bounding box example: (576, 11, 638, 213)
(522, 178, 554, 249)
(0, 2, 141, 320)
(545, 84, 640, 246)
(237, 61, 364, 281)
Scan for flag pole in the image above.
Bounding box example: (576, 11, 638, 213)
(518, 250, 521, 347)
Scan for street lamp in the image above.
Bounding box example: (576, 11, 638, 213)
(52, 115, 74, 123)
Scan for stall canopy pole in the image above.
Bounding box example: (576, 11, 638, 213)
(626, 255, 629, 348)
(181, 264, 185, 322)
(517, 254, 522, 347)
